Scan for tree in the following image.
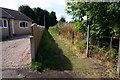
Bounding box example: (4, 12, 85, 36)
(18, 5, 58, 30)
(33, 7, 44, 25)
(59, 17, 66, 22)
(50, 11, 58, 26)
(18, 5, 36, 23)
(66, 2, 120, 38)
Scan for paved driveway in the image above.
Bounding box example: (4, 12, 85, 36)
(1, 35, 31, 68)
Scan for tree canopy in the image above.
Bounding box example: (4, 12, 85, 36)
(66, 2, 120, 38)
(59, 17, 66, 22)
(18, 5, 58, 29)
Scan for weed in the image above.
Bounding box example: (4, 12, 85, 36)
(29, 62, 42, 71)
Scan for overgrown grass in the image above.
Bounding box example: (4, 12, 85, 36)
(54, 23, 119, 68)
(49, 27, 93, 71)
(49, 24, 119, 77)
(49, 27, 111, 78)
(33, 29, 60, 71)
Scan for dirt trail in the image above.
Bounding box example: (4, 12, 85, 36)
(1, 35, 31, 68)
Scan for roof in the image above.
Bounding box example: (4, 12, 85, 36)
(0, 7, 33, 21)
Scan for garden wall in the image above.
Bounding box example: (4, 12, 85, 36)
(30, 23, 45, 61)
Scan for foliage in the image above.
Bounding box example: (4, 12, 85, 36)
(29, 62, 42, 71)
(110, 49, 118, 63)
(18, 5, 36, 23)
(73, 21, 87, 34)
(66, 2, 120, 38)
(59, 17, 66, 22)
(18, 5, 58, 29)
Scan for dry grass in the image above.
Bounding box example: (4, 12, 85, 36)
(49, 26, 119, 78)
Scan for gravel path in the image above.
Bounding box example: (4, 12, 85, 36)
(1, 35, 31, 68)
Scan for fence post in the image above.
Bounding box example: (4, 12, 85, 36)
(72, 31, 74, 44)
(110, 37, 112, 51)
(97, 41, 100, 54)
(86, 25, 90, 57)
(117, 38, 120, 75)
(30, 36, 35, 61)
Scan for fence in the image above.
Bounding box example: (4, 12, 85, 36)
(59, 23, 120, 75)
(71, 30, 120, 75)
(89, 35, 120, 75)
(30, 23, 45, 61)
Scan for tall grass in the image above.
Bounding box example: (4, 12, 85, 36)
(52, 23, 119, 74)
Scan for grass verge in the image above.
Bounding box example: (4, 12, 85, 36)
(30, 29, 61, 71)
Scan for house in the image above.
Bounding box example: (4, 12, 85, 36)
(0, 7, 33, 38)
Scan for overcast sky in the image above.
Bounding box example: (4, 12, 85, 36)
(0, 0, 72, 22)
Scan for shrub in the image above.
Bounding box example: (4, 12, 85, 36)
(110, 49, 118, 63)
(29, 62, 42, 71)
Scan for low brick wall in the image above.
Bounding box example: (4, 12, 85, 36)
(30, 23, 45, 61)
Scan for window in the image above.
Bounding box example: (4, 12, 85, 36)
(19, 21, 28, 28)
(4, 20, 7, 27)
(0, 19, 8, 28)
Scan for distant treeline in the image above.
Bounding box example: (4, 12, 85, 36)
(18, 5, 58, 29)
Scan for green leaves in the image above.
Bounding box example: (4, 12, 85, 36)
(29, 62, 42, 71)
(74, 21, 87, 33)
(66, 2, 120, 38)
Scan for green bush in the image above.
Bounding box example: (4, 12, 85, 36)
(29, 62, 42, 71)
(74, 21, 87, 33)
(110, 49, 118, 63)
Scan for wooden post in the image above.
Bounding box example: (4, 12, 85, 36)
(97, 41, 100, 54)
(72, 31, 74, 44)
(110, 37, 112, 51)
(117, 38, 120, 75)
(86, 25, 90, 57)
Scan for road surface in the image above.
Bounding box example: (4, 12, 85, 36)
(1, 35, 31, 68)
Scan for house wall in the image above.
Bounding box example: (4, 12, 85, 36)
(13, 20, 32, 35)
(0, 28, 9, 38)
(0, 18, 10, 38)
(0, 19, 32, 38)
(9, 19, 13, 37)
